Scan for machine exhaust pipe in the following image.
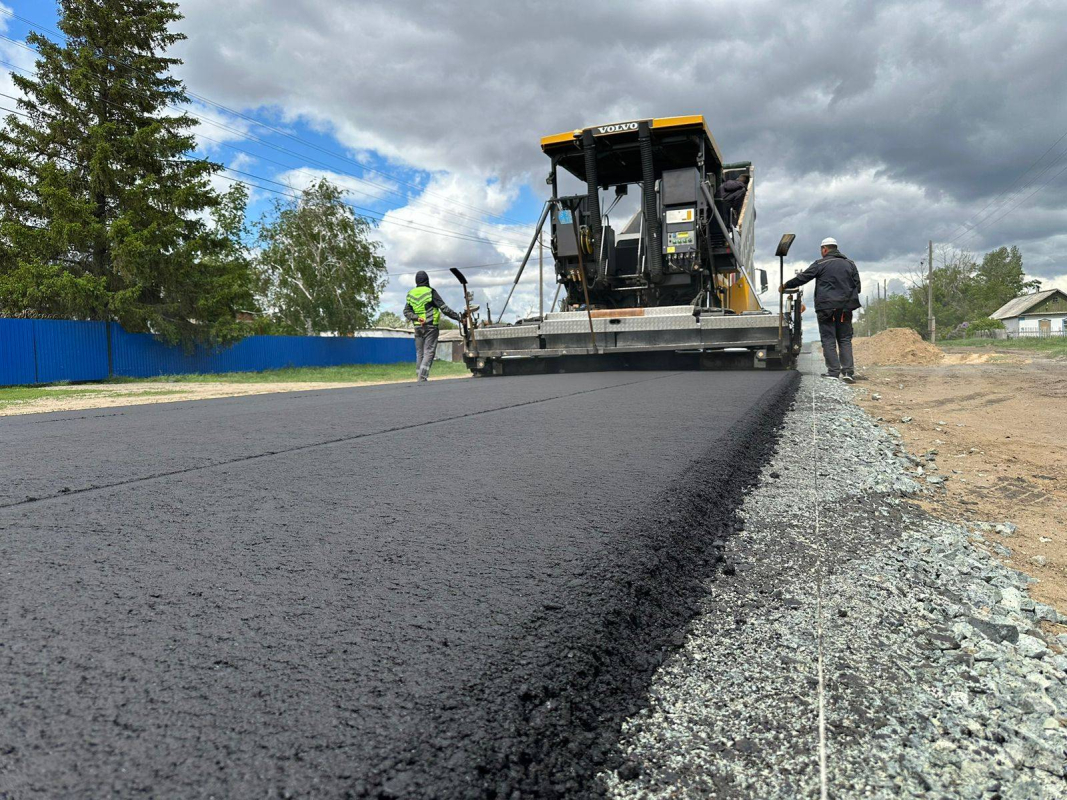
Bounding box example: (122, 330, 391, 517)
(638, 122, 664, 284)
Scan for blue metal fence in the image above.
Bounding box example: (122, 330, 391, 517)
(0, 319, 415, 386)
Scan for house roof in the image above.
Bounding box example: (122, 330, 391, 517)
(990, 288, 1067, 320)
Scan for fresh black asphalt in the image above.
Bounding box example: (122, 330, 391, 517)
(0, 370, 798, 798)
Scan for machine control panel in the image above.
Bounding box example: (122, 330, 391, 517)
(664, 205, 697, 255)
(659, 168, 703, 271)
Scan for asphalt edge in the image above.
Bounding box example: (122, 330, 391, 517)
(388, 371, 801, 799)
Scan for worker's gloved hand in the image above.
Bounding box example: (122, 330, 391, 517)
(778, 284, 785, 293)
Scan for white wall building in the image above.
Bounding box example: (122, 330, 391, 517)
(991, 289, 1067, 337)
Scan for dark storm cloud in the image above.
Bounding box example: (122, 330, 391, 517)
(171, 0, 1067, 297)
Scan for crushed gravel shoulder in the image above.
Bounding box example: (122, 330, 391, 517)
(603, 355, 1067, 799)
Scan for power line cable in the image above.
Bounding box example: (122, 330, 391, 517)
(191, 127, 532, 247)
(0, 52, 536, 250)
(1, 18, 550, 291)
(943, 128, 1067, 242)
(0, 11, 529, 226)
(948, 144, 1067, 246)
(0, 38, 535, 249)
(0, 102, 29, 119)
(215, 170, 530, 251)
(2, 91, 536, 254)
(955, 158, 1067, 245)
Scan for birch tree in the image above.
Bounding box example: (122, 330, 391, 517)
(255, 179, 387, 335)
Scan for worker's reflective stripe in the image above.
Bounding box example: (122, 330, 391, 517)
(406, 286, 439, 324)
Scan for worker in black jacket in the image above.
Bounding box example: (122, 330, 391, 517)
(404, 270, 463, 382)
(781, 237, 862, 383)
(716, 173, 749, 228)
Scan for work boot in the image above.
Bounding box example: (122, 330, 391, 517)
(820, 373, 839, 379)
(840, 374, 856, 384)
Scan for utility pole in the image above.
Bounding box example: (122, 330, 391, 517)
(928, 239, 935, 343)
(883, 278, 888, 330)
(539, 233, 544, 319)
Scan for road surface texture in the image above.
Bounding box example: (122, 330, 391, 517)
(0, 370, 797, 798)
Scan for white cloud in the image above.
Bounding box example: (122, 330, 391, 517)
(373, 172, 539, 317)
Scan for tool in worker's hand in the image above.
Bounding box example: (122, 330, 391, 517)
(450, 267, 479, 355)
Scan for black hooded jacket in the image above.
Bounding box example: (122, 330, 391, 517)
(403, 270, 461, 327)
(717, 178, 748, 211)
(784, 249, 862, 312)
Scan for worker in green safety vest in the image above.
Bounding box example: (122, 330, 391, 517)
(403, 270, 463, 382)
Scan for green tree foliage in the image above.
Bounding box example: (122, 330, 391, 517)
(857, 245, 1041, 340)
(965, 316, 1006, 336)
(372, 310, 411, 329)
(972, 246, 1040, 312)
(255, 178, 387, 335)
(0, 0, 254, 343)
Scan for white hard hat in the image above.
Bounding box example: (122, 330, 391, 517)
(820, 237, 838, 248)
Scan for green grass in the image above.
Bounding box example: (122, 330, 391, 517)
(0, 386, 99, 407)
(1, 362, 469, 407)
(941, 337, 1067, 356)
(0, 386, 187, 410)
(107, 360, 470, 385)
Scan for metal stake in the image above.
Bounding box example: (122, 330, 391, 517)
(778, 253, 785, 344)
(539, 232, 544, 319)
(928, 239, 935, 343)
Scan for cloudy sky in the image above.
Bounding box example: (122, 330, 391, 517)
(3, 0, 1067, 329)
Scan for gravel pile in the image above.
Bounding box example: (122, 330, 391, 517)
(602, 358, 1067, 799)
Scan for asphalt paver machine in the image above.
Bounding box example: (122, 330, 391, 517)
(458, 115, 803, 376)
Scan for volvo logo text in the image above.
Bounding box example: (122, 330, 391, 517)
(595, 122, 639, 135)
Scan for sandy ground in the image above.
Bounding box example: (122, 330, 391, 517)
(852, 358, 1067, 615)
(0, 374, 468, 416)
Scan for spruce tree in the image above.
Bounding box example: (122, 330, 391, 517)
(0, 0, 253, 343)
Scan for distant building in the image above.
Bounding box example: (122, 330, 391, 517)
(353, 327, 415, 338)
(436, 329, 466, 362)
(991, 289, 1067, 337)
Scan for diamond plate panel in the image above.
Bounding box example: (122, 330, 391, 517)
(473, 325, 540, 341)
(542, 315, 700, 335)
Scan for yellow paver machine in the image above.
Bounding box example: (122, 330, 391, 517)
(454, 116, 803, 376)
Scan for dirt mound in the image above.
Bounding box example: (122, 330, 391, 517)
(853, 327, 944, 366)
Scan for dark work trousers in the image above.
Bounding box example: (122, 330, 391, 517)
(817, 308, 855, 377)
(414, 325, 440, 381)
